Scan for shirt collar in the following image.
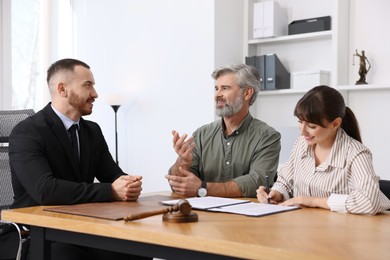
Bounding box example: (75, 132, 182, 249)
(327, 128, 347, 168)
(51, 104, 80, 131)
(221, 113, 253, 137)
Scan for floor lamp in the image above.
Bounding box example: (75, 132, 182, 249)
(111, 105, 120, 165)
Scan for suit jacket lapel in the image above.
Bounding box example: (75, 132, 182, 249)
(78, 119, 90, 181)
(43, 104, 82, 181)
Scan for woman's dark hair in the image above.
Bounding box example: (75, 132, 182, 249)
(294, 85, 362, 142)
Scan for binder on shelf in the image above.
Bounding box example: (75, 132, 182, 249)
(245, 54, 290, 90)
(255, 55, 265, 90)
(245, 56, 264, 89)
(253, 0, 287, 39)
(245, 56, 255, 67)
(264, 54, 290, 90)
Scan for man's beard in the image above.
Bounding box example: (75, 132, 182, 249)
(68, 90, 93, 116)
(215, 92, 244, 118)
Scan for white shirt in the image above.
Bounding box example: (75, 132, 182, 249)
(50, 105, 80, 131)
(273, 128, 390, 215)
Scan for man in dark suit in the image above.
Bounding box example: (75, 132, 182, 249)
(8, 58, 147, 260)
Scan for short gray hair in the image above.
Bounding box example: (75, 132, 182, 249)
(211, 64, 260, 106)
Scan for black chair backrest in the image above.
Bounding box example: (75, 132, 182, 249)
(0, 109, 35, 210)
(0, 109, 35, 143)
(0, 146, 13, 211)
(379, 179, 390, 200)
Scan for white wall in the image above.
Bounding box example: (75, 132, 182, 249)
(0, 0, 3, 108)
(348, 0, 390, 85)
(345, 0, 390, 178)
(71, 0, 243, 192)
(0, 0, 12, 109)
(214, 0, 243, 67)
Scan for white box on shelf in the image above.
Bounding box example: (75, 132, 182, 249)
(291, 70, 330, 89)
(253, 0, 287, 39)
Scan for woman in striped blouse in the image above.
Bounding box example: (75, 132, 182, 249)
(257, 85, 390, 214)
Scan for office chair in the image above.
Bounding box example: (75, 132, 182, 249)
(0, 109, 35, 260)
(379, 179, 390, 200)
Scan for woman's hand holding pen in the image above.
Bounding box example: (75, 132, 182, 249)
(256, 186, 283, 204)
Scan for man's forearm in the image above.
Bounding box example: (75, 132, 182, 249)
(169, 157, 191, 176)
(207, 181, 242, 198)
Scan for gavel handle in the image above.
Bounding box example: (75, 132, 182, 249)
(124, 207, 172, 221)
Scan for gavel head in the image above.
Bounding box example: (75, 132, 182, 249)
(176, 199, 192, 216)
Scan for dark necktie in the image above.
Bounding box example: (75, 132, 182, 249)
(68, 124, 79, 160)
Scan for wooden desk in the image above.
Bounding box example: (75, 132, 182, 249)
(2, 192, 390, 260)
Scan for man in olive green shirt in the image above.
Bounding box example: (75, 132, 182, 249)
(166, 64, 281, 198)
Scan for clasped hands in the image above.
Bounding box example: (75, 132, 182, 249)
(165, 130, 201, 197)
(112, 175, 143, 201)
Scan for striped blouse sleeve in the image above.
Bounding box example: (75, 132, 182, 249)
(343, 149, 390, 215)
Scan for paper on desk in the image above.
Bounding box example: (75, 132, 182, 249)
(207, 202, 300, 217)
(160, 196, 250, 210)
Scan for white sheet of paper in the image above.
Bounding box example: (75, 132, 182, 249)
(207, 202, 300, 217)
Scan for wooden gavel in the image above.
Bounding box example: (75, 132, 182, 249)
(124, 199, 192, 222)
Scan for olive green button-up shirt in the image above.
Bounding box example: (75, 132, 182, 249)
(191, 113, 281, 197)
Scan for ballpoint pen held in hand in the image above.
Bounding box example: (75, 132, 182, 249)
(266, 175, 270, 204)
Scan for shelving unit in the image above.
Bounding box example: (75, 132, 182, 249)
(243, 0, 390, 182)
(244, 0, 350, 88)
(258, 84, 390, 96)
(248, 30, 332, 45)
(244, 0, 352, 128)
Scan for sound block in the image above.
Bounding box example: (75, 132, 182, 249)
(162, 212, 198, 223)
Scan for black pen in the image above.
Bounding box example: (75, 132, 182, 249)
(265, 175, 270, 204)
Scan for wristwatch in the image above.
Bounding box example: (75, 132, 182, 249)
(197, 180, 207, 197)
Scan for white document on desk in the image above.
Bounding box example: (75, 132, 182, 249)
(208, 202, 300, 217)
(161, 197, 300, 217)
(160, 196, 250, 210)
